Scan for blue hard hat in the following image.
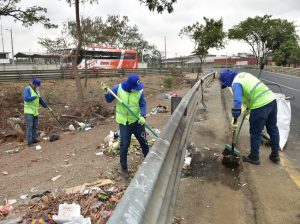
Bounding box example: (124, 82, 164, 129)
(32, 77, 41, 86)
(219, 69, 239, 89)
(124, 74, 144, 91)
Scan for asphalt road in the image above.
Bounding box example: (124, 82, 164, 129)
(208, 67, 300, 170)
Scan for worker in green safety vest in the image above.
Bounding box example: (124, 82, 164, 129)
(101, 74, 149, 179)
(219, 69, 280, 165)
(24, 78, 51, 146)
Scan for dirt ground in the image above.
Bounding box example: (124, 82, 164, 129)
(174, 80, 300, 224)
(0, 74, 191, 207)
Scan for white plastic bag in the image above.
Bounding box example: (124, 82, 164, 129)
(275, 93, 291, 150)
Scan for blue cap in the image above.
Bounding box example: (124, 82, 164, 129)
(32, 77, 41, 86)
(124, 74, 144, 91)
(219, 69, 239, 89)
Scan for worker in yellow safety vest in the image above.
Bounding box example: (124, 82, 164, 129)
(24, 77, 51, 146)
(219, 69, 280, 165)
(101, 74, 149, 179)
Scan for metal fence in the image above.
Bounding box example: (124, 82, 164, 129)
(0, 68, 171, 83)
(107, 71, 216, 224)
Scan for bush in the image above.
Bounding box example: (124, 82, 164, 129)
(163, 76, 173, 89)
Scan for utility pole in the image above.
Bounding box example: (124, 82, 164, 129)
(164, 36, 167, 68)
(6, 29, 14, 64)
(1, 23, 4, 52)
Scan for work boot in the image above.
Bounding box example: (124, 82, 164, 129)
(269, 151, 280, 163)
(242, 154, 260, 165)
(121, 166, 129, 179)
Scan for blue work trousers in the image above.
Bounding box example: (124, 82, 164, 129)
(119, 121, 149, 169)
(25, 114, 39, 145)
(249, 100, 280, 159)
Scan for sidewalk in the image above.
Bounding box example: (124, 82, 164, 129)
(174, 79, 300, 224)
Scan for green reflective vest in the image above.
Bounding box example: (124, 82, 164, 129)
(232, 72, 275, 110)
(24, 85, 40, 116)
(116, 84, 142, 125)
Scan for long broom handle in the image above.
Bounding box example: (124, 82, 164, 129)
(102, 83, 158, 138)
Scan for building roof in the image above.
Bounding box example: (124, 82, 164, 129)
(14, 52, 60, 58)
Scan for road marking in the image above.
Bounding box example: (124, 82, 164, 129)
(280, 153, 300, 189)
(261, 78, 300, 93)
(264, 70, 300, 79)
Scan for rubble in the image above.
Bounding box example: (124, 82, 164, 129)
(0, 182, 125, 223)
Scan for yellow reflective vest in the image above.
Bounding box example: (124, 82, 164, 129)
(24, 85, 40, 116)
(232, 72, 275, 110)
(115, 84, 142, 125)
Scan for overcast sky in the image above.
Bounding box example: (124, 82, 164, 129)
(1, 0, 300, 58)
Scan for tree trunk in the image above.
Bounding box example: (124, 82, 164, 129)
(72, 0, 84, 103)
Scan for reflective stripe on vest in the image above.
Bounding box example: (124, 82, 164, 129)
(24, 86, 40, 116)
(232, 72, 275, 110)
(115, 84, 142, 125)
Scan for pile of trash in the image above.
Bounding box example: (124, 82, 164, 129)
(100, 130, 159, 157)
(68, 121, 93, 132)
(0, 179, 124, 224)
(150, 104, 169, 115)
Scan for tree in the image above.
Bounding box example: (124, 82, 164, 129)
(0, 0, 57, 28)
(179, 17, 226, 76)
(65, 15, 153, 57)
(273, 39, 300, 67)
(38, 37, 69, 54)
(228, 15, 298, 64)
(65, 0, 176, 103)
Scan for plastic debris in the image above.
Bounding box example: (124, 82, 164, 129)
(68, 124, 76, 131)
(241, 183, 247, 187)
(163, 93, 171, 99)
(95, 152, 103, 156)
(26, 214, 55, 224)
(51, 175, 61, 182)
(31, 191, 51, 199)
(20, 194, 28, 200)
(52, 203, 91, 224)
(5, 148, 20, 154)
(0, 204, 13, 213)
(2, 171, 8, 175)
(49, 134, 60, 142)
(35, 145, 42, 150)
(7, 199, 17, 205)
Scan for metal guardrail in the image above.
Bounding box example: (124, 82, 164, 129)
(0, 68, 171, 82)
(107, 71, 216, 224)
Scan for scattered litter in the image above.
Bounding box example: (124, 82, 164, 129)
(53, 203, 90, 224)
(26, 214, 55, 224)
(7, 199, 17, 205)
(43, 137, 50, 141)
(31, 191, 51, 199)
(68, 124, 76, 131)
(241, 183, 247, 187)
(65, 179, 113, 194)
(97, 190, 113, 202)
(96, 152, 103, 156)
(51, 175, 61, 182)
(171, 92, 178, 97)
(89, 201, 103, 211)
(49, 134, 60, 142)
(163, 93, 171, 99)
(20, 194, 28, 200)
(35, 145, 42, 150)
(0, 216, 22, 224)
(5, 148, 20, 154)
(204, 146, 210, 151)
(39, 132, 46, 138)
(75, 121, 92, 132)
(184, 157, 191, 166)
(206, 205, 210, 208)
(150, 104, 169, 115)
(2, 171, 8, 175)
(65, 105, 69, 109)
(0, 204, 13, 213)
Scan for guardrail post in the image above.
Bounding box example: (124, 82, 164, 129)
(96, 69, 99, 78)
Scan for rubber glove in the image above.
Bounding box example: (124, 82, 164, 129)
(138, 116, 146, 125)
(231, 108, 241, 118)
(101, 83, 109, 94)
(231, 118, 238, 129)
